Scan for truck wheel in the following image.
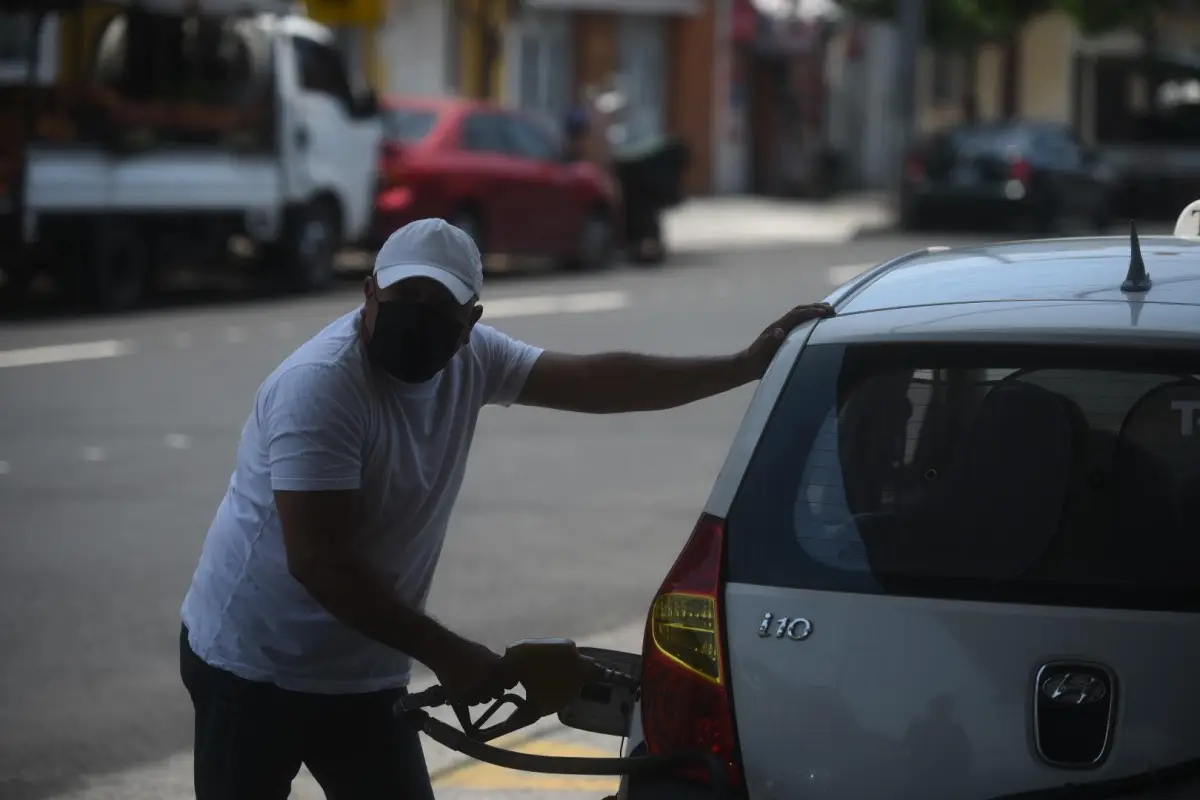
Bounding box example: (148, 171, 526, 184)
(0, 261, 32, 311)
(270, 199, 339, 293)
(84, 221, 151, 313)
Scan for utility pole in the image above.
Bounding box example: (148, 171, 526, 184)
(893, 0, 924, 190)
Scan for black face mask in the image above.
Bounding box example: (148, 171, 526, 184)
(367, 300, 466, 383)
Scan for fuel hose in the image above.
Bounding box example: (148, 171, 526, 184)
(407, 709, 733, 800)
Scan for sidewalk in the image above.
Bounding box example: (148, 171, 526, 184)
(663, 192, 893, 252)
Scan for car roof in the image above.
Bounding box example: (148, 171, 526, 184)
(817, 235, 1200, 348)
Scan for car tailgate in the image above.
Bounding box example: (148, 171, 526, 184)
(724, 585, 1200, 799)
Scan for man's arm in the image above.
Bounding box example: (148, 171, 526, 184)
(275, 489, 470, 673)
(516, 351, 757, 414)
(513, 303, 836, 414)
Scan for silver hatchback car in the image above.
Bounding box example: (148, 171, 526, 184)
(615, 214, 1200, 799)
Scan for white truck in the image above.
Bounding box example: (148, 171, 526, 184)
(4, 0, 382, 311)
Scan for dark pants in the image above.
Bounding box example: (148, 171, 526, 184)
(180, 625, 435, 800)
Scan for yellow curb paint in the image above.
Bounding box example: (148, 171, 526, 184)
(434, 739, 621, 792)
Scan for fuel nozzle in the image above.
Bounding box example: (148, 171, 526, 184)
(503, 638, 612, 717)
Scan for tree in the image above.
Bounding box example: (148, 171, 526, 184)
(840, 0, 1052, 118)
(1053, 0, 1173, 35)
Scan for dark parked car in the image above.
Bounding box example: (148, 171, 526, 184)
(900, 121, 1117, 234)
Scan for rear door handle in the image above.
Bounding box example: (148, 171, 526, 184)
(294, 126, 309, 150)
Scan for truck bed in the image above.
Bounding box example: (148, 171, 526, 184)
(25, 148, 282, 214)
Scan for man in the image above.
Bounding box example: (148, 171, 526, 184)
(179, 217, 834, 799)
(563, 105, 590, 162)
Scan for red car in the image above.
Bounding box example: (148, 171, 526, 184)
(372, 96, 619, 271)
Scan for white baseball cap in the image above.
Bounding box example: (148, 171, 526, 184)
(373, 218, 484, 304)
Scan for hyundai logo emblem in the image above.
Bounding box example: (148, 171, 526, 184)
(1040, 671, 1108, 705)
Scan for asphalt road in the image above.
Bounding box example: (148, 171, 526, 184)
(0, 231, 989, 799)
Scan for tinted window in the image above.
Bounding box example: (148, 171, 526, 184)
(505, 115, 560, 161)
(383, 108, 438, 143)
(923, 126, 1029, 177)
(463, 112, 510, 154)
(957, 127, 1029, 152)
(727, 343, 1200, 610)
(294, 36, 354, 111)
(1030, 128, 1082, 166)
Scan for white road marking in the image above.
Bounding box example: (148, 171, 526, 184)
(827, 262, 876, 286)
(484, 290, 627, 319)
(0, 460, 9, 475)
(164, 434, 192, 450)
(0, 339, 134, 370)
(0, 291, 629, 372)
(80, 446, 106, 463)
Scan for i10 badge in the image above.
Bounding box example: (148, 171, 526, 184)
(758, 612, 813, 640)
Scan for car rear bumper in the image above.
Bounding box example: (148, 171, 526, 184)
(617, 741, 742, 800)
(902, 182, 1040, 223)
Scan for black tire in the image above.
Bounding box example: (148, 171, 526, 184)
(268, 199, 340, 293)
(0, 258, 32, 311)
(563, 209, 616, 272)
(83, 220, 151, 313)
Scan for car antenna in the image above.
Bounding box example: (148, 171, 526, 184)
(1121, 219, 1152, 293)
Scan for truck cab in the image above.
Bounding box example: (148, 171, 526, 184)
(2, 1, 382, 311)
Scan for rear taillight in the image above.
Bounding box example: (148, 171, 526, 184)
(905, 152, 925, 182)
(641, 514, 744, 788)
(1010, 158, 1032, 183)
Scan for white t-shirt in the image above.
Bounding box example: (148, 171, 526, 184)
(180, 307, 543, 694)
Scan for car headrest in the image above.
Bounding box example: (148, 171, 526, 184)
(939, 381, 1080, 580)
(1117, 380, 1200, 479)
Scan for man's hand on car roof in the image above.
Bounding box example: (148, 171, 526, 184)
(743, 302, 836, 378)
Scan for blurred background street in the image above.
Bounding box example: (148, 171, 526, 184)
(3, 0, 1199, 796)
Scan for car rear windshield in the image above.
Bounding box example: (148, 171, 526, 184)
(936, 125, 1029, 150)
(726, 343, 1200, 610)
(383, 108, 438, 143)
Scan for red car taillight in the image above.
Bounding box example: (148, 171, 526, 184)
(640, 514, 745, 789)
(1010, 158, 1032, 183)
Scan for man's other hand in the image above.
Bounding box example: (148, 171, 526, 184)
(434, 638, 514, 706)
(743, 302, 836, 378)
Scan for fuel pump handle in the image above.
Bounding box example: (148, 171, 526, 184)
(395, 637, 637, 743)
